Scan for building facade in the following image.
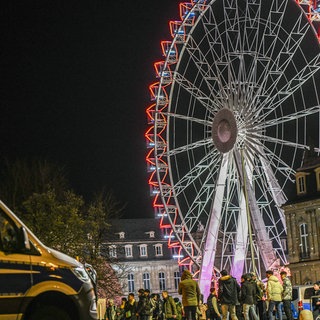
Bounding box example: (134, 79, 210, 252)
(103, 218, 181, 297)
(282, 150, 320, 285)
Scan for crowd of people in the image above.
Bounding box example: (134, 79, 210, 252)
(98, 269, 320, 320)
(98, 288, 183, 320)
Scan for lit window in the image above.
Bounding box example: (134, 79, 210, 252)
(128, 273, 135, 292)
(155, 244, 163, 256)
(125, 245, 133, 257)
(109, 245, 117, 258)
(299, 223, 309, 258)
(296, 173, 307, 195)
(174, 271, 180, 290)
(143, 273, 151, 290)
(140, 244, 148, 257)
(159, 272, 166, 291)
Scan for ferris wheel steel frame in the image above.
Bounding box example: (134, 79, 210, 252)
(145, 0, 320, 298)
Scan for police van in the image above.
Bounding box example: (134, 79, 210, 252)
(0, 200, 98, 320)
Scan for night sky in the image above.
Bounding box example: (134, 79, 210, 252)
(0, 1, 179, 218)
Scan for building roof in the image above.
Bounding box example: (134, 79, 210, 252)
(106, 218, 165, 242)
(103, 218, 174, 261)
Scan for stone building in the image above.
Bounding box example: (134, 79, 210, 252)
(103, 218, 181, 297)
(282, 149, 320, 285)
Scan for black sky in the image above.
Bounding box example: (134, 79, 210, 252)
(0, 1, 179, 218)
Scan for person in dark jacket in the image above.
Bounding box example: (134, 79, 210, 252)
(312, 281, 320, 320)
(280, 271, 293, 320)
(152, 294, 163, 320)
(240, 274, 259, 320)
(162, 291, 178, 320)
(125, 293, 138, 320)
(250, 273, 266, 320)
(206, 287, 221, 320)
(218, 270, 240, 320)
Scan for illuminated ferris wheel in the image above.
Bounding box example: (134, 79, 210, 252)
(145, 0, 320, 296)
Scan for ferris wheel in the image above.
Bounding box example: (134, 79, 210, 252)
(145, 0, 320, 297)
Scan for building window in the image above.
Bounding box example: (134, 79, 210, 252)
(174, 271, 180, 290)
(143, 273, 151, 290)
(139, 244, 148, 257)
(125, 245, 133, 257)
(119, 232, 125, 239)
(159, 272, 166, 291)
(296, 173, 307, 195)
(299, 223, 310, 259)
(109, 245, 117, 258)
(155, 244, 163, 256)
(281, 238, 287, 253)
(128, 273, 135, 292)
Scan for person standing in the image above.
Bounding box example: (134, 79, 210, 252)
(218, 270, 240, 320)
(240, 274, 259, 320)
(152, 294, 163, 320)
(105, 299, 118, 320)
(266, 270, 283, 320)
(137, 289, 147, 320)
(125, 293, 138, 320)
(280, 271, 293, 320)
(312, 281, 320, 320)
(206, 288, 221, 320)
(173, 297, 183, 320)
(178, 269, 201, 320)
(162, 290, 178, 320)
(250, 273, 266, 320)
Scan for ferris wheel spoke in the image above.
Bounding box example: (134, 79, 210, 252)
(172, 149, 220, 196)
(173, 72, 218, 113)
(246, 6, 311, 112)
(258, 150, 288, 208)
(165, 112, 212, 127)
(166, 137, 212, 157)
(259, 134, 309, 151)
(258, 55, 320, 121)
(259, 143, 297, 181)
(185, 37, 228, 104)
(263, 105, 320, 128)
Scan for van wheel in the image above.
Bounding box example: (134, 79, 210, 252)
(31, 305, 71, 320)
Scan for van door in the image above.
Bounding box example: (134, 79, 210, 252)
(0, 210, 32, 318)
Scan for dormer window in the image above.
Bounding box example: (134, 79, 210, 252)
(119, 232, 125, 239)
(296, 172, 307, 195)
(146, 231, 155, 238)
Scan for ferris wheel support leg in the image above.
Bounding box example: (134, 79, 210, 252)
(199, 153, 229, 300)
(230, 189, 249, 282)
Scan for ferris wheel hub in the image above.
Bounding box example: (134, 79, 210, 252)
(212, 108, 238, 153)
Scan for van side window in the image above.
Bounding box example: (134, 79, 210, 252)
(0, 214, 19, 252)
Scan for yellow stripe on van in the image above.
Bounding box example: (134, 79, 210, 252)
(0, 269, 40, 274)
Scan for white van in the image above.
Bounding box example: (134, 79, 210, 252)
(0, 200, 98, 320)
(291, 285, 315, 314)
